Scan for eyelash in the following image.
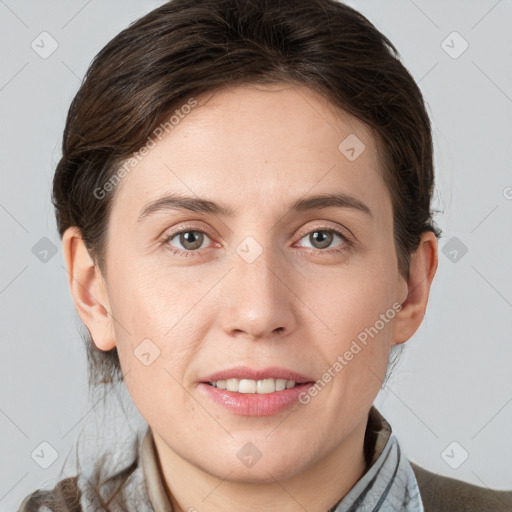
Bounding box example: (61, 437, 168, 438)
(162, 224, 353, 258)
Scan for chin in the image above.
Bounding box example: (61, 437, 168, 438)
(199, 449, 308, 484)
(212, 464, 301, 484)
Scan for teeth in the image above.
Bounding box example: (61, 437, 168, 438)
(208, 378, 298, 393)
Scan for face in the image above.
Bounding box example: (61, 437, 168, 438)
(96, 83, 409, 482)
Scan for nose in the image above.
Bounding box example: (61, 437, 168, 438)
(218, 238, 298, 342)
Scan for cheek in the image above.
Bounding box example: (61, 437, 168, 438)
(309, 257, 398, 397)
(314, 261, 398, 345)
(106, 265, 200, 423)
(106, 260, 214, 373)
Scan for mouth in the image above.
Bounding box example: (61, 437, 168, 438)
(198, 366, 316, 416)
(200, 365, 315, 393)
(205, 378, 309, 393)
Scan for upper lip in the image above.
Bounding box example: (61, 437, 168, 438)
(200, 366, 315, 384)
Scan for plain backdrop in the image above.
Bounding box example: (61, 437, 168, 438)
(1, 0, 511, 510)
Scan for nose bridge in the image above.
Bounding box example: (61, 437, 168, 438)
(220, 233, 295, 339)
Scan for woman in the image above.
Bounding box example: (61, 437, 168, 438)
(18, 0, 512, 510)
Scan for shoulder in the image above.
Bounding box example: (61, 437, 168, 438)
(410, 461, 512, 512)
(17, 476, 82, 512)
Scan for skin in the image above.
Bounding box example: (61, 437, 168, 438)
(63, 83, 438, 512)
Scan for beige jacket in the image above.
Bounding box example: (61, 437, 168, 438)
(18, 407, 512, 511)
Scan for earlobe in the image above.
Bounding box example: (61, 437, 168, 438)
(62, 227, 116, 351)
(392, 231, 438, 345)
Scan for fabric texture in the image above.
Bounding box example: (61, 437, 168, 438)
(17, 405, 512, 511)
(409, 462, 512, 512)
(326, 428, 424, 510)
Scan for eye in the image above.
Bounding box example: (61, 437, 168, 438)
(165, 227, 212, 255)
(295, 228, 351, 254)
(162, 225, 352, 257)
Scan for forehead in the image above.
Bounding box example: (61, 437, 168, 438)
(110, 83, 390, 223)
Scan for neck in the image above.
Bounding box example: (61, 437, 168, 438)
(153, 414, 370, 512)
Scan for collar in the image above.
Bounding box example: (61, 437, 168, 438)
(141, 426, 173, 512)
(141, 405, 392, 512)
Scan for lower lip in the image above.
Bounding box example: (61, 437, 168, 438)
(198, 382, 315, 416)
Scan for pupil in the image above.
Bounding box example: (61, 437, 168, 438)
(181, 231, 202, 249)
(312, 230, 332, 249)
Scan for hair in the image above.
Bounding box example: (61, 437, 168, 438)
(26, 0, 442, 509)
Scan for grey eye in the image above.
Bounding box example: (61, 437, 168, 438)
(168, 230, 209, 251)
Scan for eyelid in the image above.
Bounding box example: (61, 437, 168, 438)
(293, 221, 355, 246)
(162, 223, 216, 248)
(293, 227, 353, 254)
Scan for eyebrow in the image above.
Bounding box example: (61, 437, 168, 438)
(136, 191, 373, 222)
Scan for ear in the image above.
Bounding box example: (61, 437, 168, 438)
(62, 226, 116, 351)
(392, 230, 438, 345)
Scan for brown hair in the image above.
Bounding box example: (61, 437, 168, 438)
(26, 0, 441, 509)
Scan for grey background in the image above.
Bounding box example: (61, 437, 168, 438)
(1, 0, 511, 510)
